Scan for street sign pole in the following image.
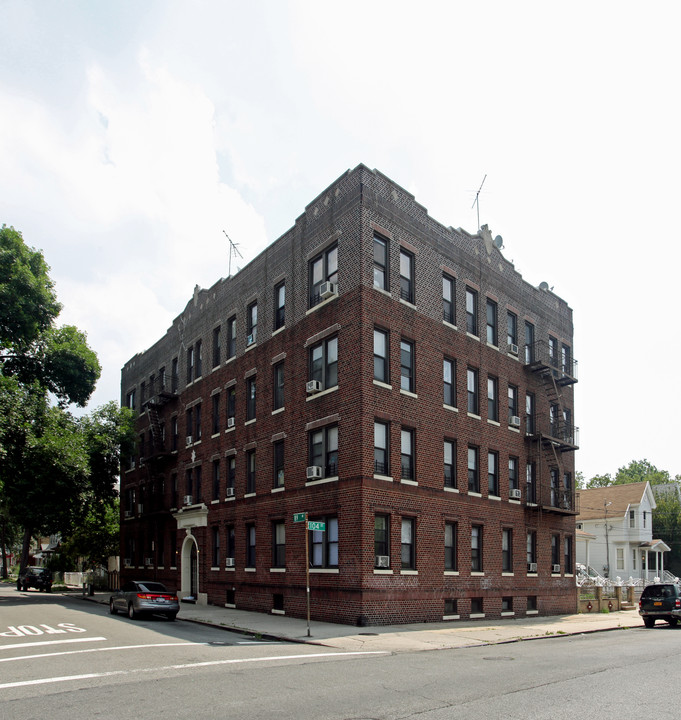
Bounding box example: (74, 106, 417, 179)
(304, 512, 311, 637)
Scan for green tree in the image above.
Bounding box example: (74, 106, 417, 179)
(59, 498, 121, 569)
(615, 459, 670, 486)
(584, 473, 613, 489)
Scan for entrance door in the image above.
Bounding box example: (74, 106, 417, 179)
(190, 543, 198, 598)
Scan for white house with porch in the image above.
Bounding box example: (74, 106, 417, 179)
(576, 482, 670, 581)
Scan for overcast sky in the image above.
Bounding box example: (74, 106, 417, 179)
(1, 0, 679, 481)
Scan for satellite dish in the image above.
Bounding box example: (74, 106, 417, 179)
(539, 281, 549, 291)
(493, 235, 504, 248)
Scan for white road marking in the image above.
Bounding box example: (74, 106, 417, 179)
(0, 637, 106, 651)
(0, 651, 390, 690)
(0, 642, 195, 663)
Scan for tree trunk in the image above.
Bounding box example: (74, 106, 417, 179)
(20, 527, 32, 571)
(0, 515, 7, 578)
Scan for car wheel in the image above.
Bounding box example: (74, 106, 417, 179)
(127, 603, 137, 620)
(23, 584, 29, 592)
(668, 617, 678, 627)
(46, 585, 51, 593)
(109, 598, 117, 615)
(16, 582, 21, 591)
(166, 613, 177, 621)
(644, 617, 655, 628)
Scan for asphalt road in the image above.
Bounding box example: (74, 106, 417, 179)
(2, 582, 680, 719)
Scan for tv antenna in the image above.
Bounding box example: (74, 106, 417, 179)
(223, 230, 243, 277)
(471, 174, 487, 231)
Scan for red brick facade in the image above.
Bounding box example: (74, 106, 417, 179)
(120, 165, 578, 625)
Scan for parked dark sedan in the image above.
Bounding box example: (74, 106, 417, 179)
(109, 580, 179, 620)
(638, 583, 681, 627)
(17, 567, 52, 592)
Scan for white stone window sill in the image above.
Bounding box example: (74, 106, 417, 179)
(471, 571, 485, 577)
(271, 486, 285, 493)
(443, 614, 460, 620)
(224, 603, 236, 608)
(309, 568, 339, 574)
(444, 571, 460, 576)
(501, 611, 515, 617)
(306, 385, 338, 402)
(272, 407, 285, 415)
(374, 474, 393, 482)
(467, 412, 481, 420)
(399, 298, 416, 310)
(487, 419, 500, 427)
(468, 491, 482, 498)
(271, 609, 285, 615)
(400, 389, 418, 399)
(443, 321, 457, 331)
(305, 476, 338, 487)
(400, 570, 418, 575)
(244, 492, 256, 498)
(245, 418, 256, 426)
(444, 486, 460, 493)
(489, 495, 501, 501)
(401, 478, 418, 486)
(466, 333, 480, 341)
(444, 404, 458, 412)
(470, 613, 485, 619)
(306, 294, 337, 315)
(373, 569, 393, 575)
(269, 568, 286, 573)
(526, 610, 539, 615)
(245, 567, 256, 573)
(373, 380, 392, 390)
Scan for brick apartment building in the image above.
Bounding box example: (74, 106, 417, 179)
(120, 164, 579, 625)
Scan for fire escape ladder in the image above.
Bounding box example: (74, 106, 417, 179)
(147, 405, 164, 454)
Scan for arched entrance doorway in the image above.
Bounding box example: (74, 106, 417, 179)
(180, 533, 203, 603)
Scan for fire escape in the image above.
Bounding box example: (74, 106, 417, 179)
(524, 340, 580, 515)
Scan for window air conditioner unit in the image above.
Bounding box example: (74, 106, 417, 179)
(510, 415, 521, 427)
(185, 435, 193, 446)
(319, 281, 336, 299)
(227, 417, 235, 428)
(527, 562, 538, 573)
(306, 465, 323, 480)
(225, 557, 235, 568)
(552, 564, 561, 574)
(246, 333, 255, 346)
(183, 495, 193, 506)
(145, 557, 154, 566)
(124, 510, 132, 518)
(509, 343, 519, 355)
(375, 555, 390, 568)
(306, 380, 323, 394)
(124, 558, 132, 567)
(225, 487, 235, 497)
(509, 488, 522, 500)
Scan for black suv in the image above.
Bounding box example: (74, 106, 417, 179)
(639, 583, 681, 627)
(17, 567, 53, 593)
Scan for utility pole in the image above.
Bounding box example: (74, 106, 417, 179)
(604, 500, 612, 577)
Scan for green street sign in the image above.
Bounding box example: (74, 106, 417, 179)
(293, 513, 306, 522)
(307, 521, 326, 532)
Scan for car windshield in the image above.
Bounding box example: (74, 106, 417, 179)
(138, 582, 169, 593)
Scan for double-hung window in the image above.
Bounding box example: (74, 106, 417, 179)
(212, 394, 220, 435)
(467, 367, 478, 414)
(524, 321, 535, 363)
(226, 316, 236, 359)
(247, 302, 258, 346)
(273, 362, 285, 411)
(374, 328, 389, 384)
(549, 335, 558, 367)
(508, 384, 518, 424)
(400, 339, 414, 392)
(502, 528, 513, 573)
(226, 387, 236, 427)
(374, 515, 390, 564)
(274, 282, 285, 330)
(488, 451, 499, 496)
(399, 249, 414, 304)
(526, 393, 535, 434)
(246, 377, 256, 421)
(443, 274, 455, 324)
(444, 439, 456, 488)
(272, 522, 286, 568)
(374, 420, 389, 475)
(486, 299, 497, 345)
(273, 440, 285, 488)
(509, 456, 519, 491)
(310, 336, 338, 390)
(309, 425, 338, 478)
(487, 376, 498, 421)
(507, 311, 518, 350)
(246, 524, 256, 567)
(471, 525, 483, 572)
(561, 344, 572, 377)
(526, 462, 536, 503)
(246, 450, 256, 494)
(443, 357, 455, 407)
(226, 456, 236, 492)
(466, 288, 478, 335)
(195, 341, 202, 379)
(401, 518, 415, 570)
(310, 516, 338, 568)
(445, 522, 457, 571)
(468, 446, 479, 493)
(212, 527, 220, 568)
(552, 534, 560, 569)
(564, 536, 573, 574)
(212, 459, 220, 500)
(373, 234, 388, 290)
(187, 346, 195, 384)
(309, 244, 338, 308)
(401, 428, 414, 481)
(527, 530, 537, 569)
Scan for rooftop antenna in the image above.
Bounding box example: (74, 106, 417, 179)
(471, 174, 487, 231)
(223, 230, 243, 277)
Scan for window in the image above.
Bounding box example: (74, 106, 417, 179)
(273, 362, 285, 410)
(171, 416, 178, 451)
(632, 548, 637, 571)
(273, 440, 285, 488)
(443, 274, 455, 324)
(226, 316, 236, 359)
(194, 403, 202, 441)
(212, 526, 220, 567)
(171, 357, 178, 392)
(212, 394, 220, 435)
(170, 472, 178, 508)
(195, 341, 202, 378)
(524, 321, 535, 363)
(374, 515, 390, 562)
(486, 299, 497, 345)
(565, 536, 573, 574)
(509, 456, 519, 491)
(561, 344, 571, 376)
(487, 376, 498, 421)
(247, 302, 258, 345)
(507, 311, 517, 349)
(399, 249, 414, 303)
(246, 377, 256, 421)
(549, 335, 558, 367)
(467, 367, 478, 414)
(212, 459, 220, 501)
(527, 596, 538, 611)
(444, 439, 456, 488)
(465, 288, 478, 335)
(194, 465, 202, 503)
(227, 456, 236, 492)
(310, 336, 338, 390)
(185, 408, 193, 441)
(445, 522, 457, 571)
(471, 597, 484, 615)
(506, 387, 517, 427)
(374, 328, 389, 383)
(526, 462, 536, 503)
(374, 420, 389, 475)
(443, 357, 456, 407)
(400, 339, 414, 392)
(629, 510, 635, 528)
(212, 326, 221, 368)
(126, 389, 136, 409)
(527, 530, 537, 568)
(550, 467, 560, 506)
(468, 446, 479, 493)
(526, 393, 535, 434)
(401, 428, 414, 480)
(444, 598, 457, 616)
(502, 529, 513, 573)
(488, 451, 499, 496)
(373, 234, 388, 290)
(310, 516, 338, 567)
(187, 345, 195, 384)
(309, 424, 338, 477)
(226, 525, 235, 561)
(471, 525, 483, 572)
(246, 450, 256, 494)
(552, 534, 561, 569)
(401, 518, 415, 570)
(502, 597, 513, 613)
(226, 387, 236, 426)
(272, 521, 286, 567)
(309, 243, 338, 307)
(246, 524, 256, 567)
(643, 511, 647, 528)
(274, 282, 285, 330)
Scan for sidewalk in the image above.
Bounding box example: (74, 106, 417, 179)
(73, 590, 643, 653)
